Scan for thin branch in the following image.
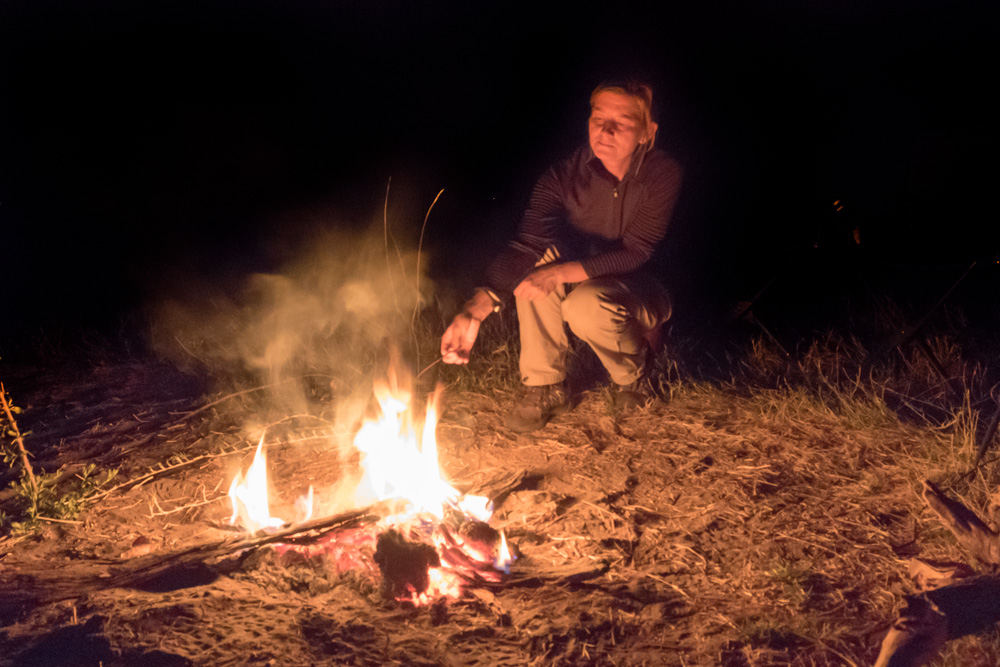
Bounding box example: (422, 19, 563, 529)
(149, 485, 227, 518)
(412, 188, 445, 364)
(37, 516, 84, 525)
(383, 176, 403, 317)
(381, 177, 413, 302)
(88, 441, 260, 502)
(412, 188, 445, 325)
(416, 357, 443, 380)
(172, 380, 294, 422)
(0, 382, 38, 496)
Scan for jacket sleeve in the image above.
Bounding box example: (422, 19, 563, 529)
(484, 165, 566, 299)
(580, 156, 683, 278)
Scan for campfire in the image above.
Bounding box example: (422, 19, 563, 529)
(226, 367, 515, 605)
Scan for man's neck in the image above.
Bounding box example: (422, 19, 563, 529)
(600, 157, 632, 181)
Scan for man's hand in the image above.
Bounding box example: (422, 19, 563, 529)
(441, 312, 481, 365)
(513, 261, 588, 301)
(514, 265, 562, 301)
(441, 289, 496, 365)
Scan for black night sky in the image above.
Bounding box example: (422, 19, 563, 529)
(1, 0, 997, 345)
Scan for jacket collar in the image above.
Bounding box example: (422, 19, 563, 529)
(585, 144, 646, 183)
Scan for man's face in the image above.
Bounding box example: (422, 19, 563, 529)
(588, 91, 645, 169)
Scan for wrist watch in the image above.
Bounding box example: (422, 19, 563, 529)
(478, 287, 502, 313)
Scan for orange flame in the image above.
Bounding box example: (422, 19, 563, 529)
(225, 370, 515, 603)
(228, 435, 285, 533)
(496, 530, 514, 573)
(352, 381, 490, 521)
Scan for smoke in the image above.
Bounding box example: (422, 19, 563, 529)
(153, 213, 435, 426)
(149, 189, 461, 519)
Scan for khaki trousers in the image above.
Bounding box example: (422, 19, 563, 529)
(515, 275, 672, 387)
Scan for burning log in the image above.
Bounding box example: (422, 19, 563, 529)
(374, 529, 442, 599)
(874, 481, 1000, 667)
(3, 507, 380, 609)
(112, 507, 381, 591)
(437, 521, 503, 579)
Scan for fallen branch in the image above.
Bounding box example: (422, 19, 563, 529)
(464, 470, 542, 508)
(1, 507, 380, 608)
(481, 559, 610, 590)
(875, 576, 1000, 667)
(922, 480, 1000, 566)
(109, 506, 381, 588)
(875, 481, 1000, 667)
(874, 594, 947, 667)
(172, 380, 293, 423)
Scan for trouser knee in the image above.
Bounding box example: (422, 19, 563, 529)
(562, 281, 625, 340)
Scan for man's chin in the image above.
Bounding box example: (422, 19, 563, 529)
(592, 145, 618, 160)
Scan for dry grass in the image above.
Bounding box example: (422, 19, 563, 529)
(422, 314, 1000, 665)
(434, 317, 1000, 665)
(4, 311, 1000, 666)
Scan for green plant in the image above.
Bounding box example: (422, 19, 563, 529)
(1, 378, 118, 532)
(4, 464, 119, 533)
(769, 561, 811, 607)
(1, 380, 39, 498)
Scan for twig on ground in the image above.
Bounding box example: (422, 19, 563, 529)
(173, 380, 294, 422)
(37, 516, 84, 525)
(635, 570, 692, 599)
(88, 441, 261, 502)
(149, 486, 227, 518)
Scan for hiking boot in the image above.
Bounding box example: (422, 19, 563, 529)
(505, 383, 570, 432)
(614, 375, 657, 411)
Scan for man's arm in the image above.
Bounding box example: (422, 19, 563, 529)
(442, 153, 574, 364)
(484, 164, 567, 300)
(513, 260, 588, 301)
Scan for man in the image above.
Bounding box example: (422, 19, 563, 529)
(441, 81, 683, 432)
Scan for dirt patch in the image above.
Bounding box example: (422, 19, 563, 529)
(1, 361, 997, 666)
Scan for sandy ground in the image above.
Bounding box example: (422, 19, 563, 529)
(1, 358, 997, 666)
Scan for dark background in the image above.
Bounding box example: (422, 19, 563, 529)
(1, 0, 997, 347)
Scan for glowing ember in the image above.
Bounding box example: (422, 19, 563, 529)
(412, 566, 463, 605)
(226, 370, 516, 604)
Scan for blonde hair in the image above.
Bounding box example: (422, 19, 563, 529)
(590, 81, 657, 158)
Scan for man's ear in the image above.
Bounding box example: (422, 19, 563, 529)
(642, 121, 659, 144)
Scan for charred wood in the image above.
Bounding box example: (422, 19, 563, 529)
(374, 528, 440, 598)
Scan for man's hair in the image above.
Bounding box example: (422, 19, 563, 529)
(590, 80, 657, 155)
